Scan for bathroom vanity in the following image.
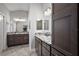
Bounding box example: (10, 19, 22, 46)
(35, 34, 52, 56)
(7, 32, 29, 47)
(35, 34, 71, 56)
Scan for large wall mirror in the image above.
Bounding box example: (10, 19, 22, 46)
(37, 20, 42, 30)
(36, 20, 49, 30)
(44, 20, 49, 30)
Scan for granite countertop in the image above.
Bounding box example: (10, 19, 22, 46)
(7, 32, 29, 35)
(35, 34, 52, 45)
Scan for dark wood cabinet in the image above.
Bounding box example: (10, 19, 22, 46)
(35, 37, 42, 56)
(42, 41, 50, 56)
(35, 36, 51, 56)
(7, 34, 29, 47)
(51, 47, 64, 56)
(35, 38, 39, 55)
(42, 46, 50, 56)
(52, 3, 78, 56)
(35, 3, 78, 56)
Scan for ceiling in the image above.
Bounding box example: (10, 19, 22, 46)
(4, 3, 30, 11)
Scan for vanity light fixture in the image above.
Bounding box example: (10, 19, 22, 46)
(44, 11, 48, 16)
(37, 18, 41, 21)
(14, 18, 26, 22)
(44, 7, 51, 16)
(47, 7, 51, 15)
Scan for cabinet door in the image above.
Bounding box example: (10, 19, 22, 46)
(38, 42, 41, 56)
(53, 4, 71, 14)
(42, 42, 50, 56)
(35, 37, 41, 56)
(42, 46, 50, 56)
(25, 34, 29, 44)
(19, 34, 29, 44)
(14, 34, 21, 45)
(35, 37, 39, 55)
(52, 4, 77, 55)
(7, 35, 15, 47)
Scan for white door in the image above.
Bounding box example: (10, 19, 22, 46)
(0, 14, 4, 52)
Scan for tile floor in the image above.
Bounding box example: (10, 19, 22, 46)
(0, 44, 37, 56)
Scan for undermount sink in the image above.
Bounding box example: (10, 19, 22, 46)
(44, 33, 51, 36)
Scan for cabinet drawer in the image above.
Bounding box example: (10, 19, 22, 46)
(42, 46, 50, 56)
(51, 48, 64, 56)
(42, 41, 50, 51)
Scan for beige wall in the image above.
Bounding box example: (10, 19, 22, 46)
(28, 3, 52, 50)
(28, 4, 43, 50)
(0, 3, 10, 52)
